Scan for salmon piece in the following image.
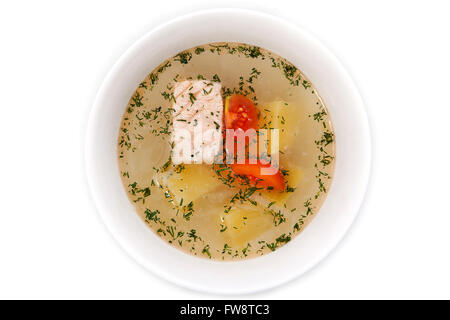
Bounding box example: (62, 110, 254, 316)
(171, 80, 223, 164)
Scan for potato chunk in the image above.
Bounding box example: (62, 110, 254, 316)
(166, 165, 222, 203)
(258, 100, 301, 151)
(222, 204, 273, 247)
(261, 164, 303, 204)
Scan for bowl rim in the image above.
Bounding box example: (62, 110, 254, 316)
(85, 8, 371, 295)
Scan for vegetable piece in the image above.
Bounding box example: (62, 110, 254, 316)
(166, 165, 222, 203)
(231, 162, 286, 191)
(224, 94, 259, 131)
(258, 100, 301, 151)
(224, 95, 288, 192)
(222, 204, 273, 247)
(261, 164, 303, 203)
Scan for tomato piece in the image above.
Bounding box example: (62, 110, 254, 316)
(224, 94, 259, 131)
(224, 95, 286, 191)
(231, 162, 286, 191)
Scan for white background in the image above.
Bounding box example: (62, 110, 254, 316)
(1, 0, 449, 299)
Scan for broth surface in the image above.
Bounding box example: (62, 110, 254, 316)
(118, 42, 335, 260)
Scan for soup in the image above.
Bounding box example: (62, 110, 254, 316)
(118, 42, 335, 260)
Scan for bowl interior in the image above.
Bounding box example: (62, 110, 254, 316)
(86, 9, 371, 294)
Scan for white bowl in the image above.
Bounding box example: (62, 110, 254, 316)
(86, 8, 371, 294)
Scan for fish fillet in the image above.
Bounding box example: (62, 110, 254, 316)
(171, 80, 223, 164)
